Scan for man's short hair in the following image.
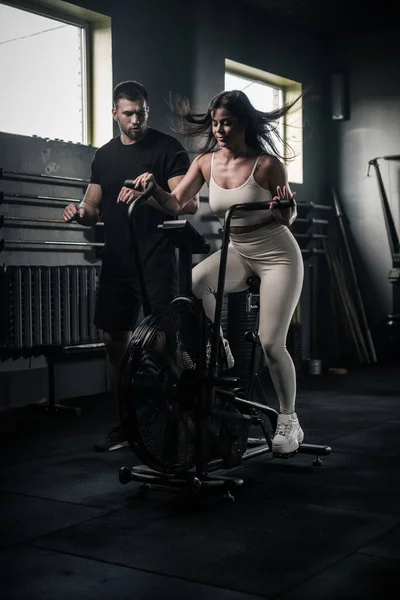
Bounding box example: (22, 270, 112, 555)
(113, 81, 148, 106)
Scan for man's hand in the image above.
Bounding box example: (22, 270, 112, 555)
(64, 203, 85, 222)
(270, 185, 296, 226)
(117, 186, 144, 204)
(131, 172, 156, 192)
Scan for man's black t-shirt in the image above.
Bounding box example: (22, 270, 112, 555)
(90, 128, 190, 278)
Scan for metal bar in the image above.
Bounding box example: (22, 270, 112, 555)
(332, 188, 377, 362)
(297, 202, 333, 211)
(2, 240, 104, 248)
(383, 154, 400, 161)
(62, 343, 105, 351)
(3, 216, 103, 229)
(0, 168, 89, 188)
(323, 238, 367, 362)
(126, 181, 155, 317)
(210, 207, 234, 376)
(178, 246, 192, 296)
(1, 192, 82, 205)
(24, 268, 33, 348)
(296, 218, 329, 225)
(206, 444, 271, 472)
(295, 233, 328, 239)
(309, 263, 317, 360)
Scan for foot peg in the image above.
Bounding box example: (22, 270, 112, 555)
(273, 449, 299, 459)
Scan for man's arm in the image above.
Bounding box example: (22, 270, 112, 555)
(63, 183, 102, 226)
(118, 157, 204, 215)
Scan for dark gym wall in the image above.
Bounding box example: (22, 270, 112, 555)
(78, 0, 195, 135)
(330, 32, 400, 327)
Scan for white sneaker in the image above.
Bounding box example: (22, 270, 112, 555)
(272, 412, 304, 455)
(222, 338, 235, 370)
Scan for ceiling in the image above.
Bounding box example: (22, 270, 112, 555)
(240, 0, 400, 33)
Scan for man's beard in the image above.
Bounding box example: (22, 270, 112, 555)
(121, 123, 147, 141)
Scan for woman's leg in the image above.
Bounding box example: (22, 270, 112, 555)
(192, 245, 252, 320)
(255, 233, 304, 453)
(192, 245, 253, 367)
(258, 261, 303, 414)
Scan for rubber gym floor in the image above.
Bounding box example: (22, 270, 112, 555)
(1, 363, 399, 599)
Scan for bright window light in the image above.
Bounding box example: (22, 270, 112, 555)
(225, 72, 284, 157)
(0, 3, 87, 143)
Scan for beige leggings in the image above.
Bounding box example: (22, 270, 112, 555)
(192, 222, 304, 414)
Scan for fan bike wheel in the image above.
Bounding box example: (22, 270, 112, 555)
(119, 299, 210, 475)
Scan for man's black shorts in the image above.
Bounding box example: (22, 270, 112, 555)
(94, 271, 178, 332)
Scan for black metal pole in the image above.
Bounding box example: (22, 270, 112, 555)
(209, 206, 234, 377)
(309, 262, 316, 358)
(0, 168, 89, 188)
(126, 181, 155, 317)
(178, 246, 192, 296)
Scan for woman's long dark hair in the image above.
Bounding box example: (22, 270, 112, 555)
(169, 89, 302, 160)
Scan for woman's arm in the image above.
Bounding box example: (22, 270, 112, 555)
(262, 156, 297, 226)
(132, 156, 205, 215)
(168, 175, 199, 215)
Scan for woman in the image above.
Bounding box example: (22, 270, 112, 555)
(132, 90, 304, 456)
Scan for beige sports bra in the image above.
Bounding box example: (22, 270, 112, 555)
(208, 151, 274, 227)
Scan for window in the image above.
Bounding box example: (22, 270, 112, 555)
(0, 3, 88, 143)
(0, 1, 112, 148)
(225, 59, 303, 184)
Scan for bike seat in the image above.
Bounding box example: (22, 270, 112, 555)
(247, 276, 260, 294)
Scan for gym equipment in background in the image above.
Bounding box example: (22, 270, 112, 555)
(367, 155, 400, 353)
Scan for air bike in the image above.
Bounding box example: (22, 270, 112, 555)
(118, 181, 331, 499)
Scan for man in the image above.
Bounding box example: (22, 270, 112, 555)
(64, 80, 199, 451)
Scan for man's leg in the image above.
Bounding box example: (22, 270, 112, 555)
(94, 273, 140, 451)
(103, 330, 132, 399)
(92, 329, 131, 450)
